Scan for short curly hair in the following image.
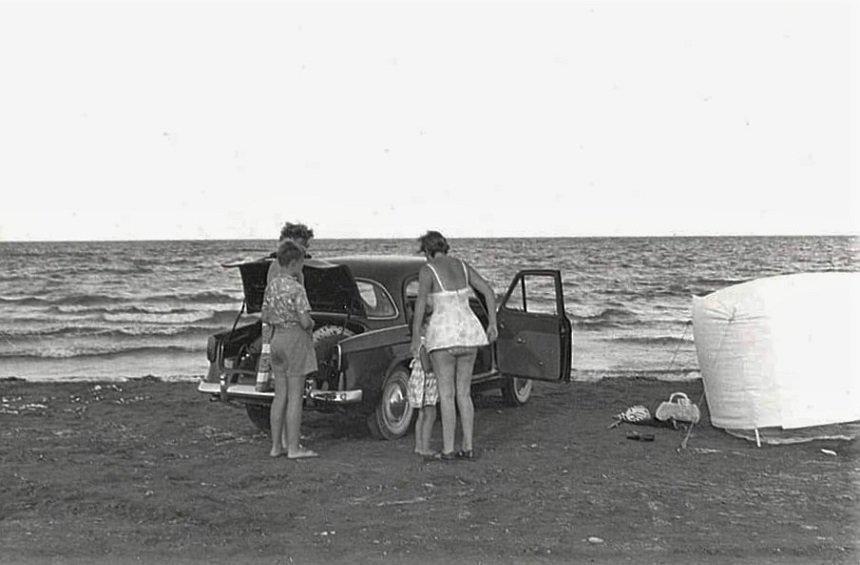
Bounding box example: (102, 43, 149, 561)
(279, 222, 314, 244)
(417, 230, 450, 257)
(276, 239, 306, 268)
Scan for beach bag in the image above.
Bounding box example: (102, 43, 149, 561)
(407, 346, 438, 408)
(655, 392, 700, 425)
(255, 343, 273, 392)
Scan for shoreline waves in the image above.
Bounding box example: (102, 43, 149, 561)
(1, 236, 856, 382)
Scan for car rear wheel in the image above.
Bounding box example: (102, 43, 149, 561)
(501, 376, 533, 406)
(367, 365, 414, 440)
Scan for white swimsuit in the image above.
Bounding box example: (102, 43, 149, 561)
(423, 261, 489, 353)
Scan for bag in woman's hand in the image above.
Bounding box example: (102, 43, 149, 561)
(408, 346, 438, 408)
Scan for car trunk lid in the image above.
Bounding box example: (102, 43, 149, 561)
(224, 258, 366, 316)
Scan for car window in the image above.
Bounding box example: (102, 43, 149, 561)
(358, 281, 378, 308)
(503, 274, 559, 315)
(405, 279, 419, 300)
(355, 279, 397, 318)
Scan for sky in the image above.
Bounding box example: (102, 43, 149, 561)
(0, 0, 857, 241)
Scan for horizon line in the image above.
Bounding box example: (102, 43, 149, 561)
(1, 233, 858, 244)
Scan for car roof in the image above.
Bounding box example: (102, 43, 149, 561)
(323, 255, 425, 295)
(324, 255, 425, 276)
(224, 254, 426, 309)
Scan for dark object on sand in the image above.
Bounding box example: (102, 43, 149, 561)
(626, 431, 655, 442)
(199, 255, 573, 440)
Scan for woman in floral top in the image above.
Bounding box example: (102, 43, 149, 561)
(258, 222, 314, 391)
(261, 239, 318, 459)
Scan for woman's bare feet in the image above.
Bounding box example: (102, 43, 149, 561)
(269, 448, 285, 458)
(282, 435, 309, 451)
(287, 445, 318, 459)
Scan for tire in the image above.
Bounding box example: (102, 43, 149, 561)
(501, 376, 533, 406)
(246, 403, 271, 431)
(312, 325, 356, 388)
(312, 325, 356, 360)
(367, 365, 414, 440)
(244, 324, 355, 431)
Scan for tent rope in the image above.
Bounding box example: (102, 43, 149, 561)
(664, 321, 691, 374)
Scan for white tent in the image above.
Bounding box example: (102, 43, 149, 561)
(692, 272, 860, 444)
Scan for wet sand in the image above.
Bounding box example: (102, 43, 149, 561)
(1, 377, 857, 564)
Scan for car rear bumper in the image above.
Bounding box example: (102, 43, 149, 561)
(197, 381, 363, 404)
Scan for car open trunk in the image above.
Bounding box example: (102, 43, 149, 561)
(228, 257, 367, 317)
(204, 257, 368, 391)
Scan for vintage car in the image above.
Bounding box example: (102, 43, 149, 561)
(198, 254, 572, 439)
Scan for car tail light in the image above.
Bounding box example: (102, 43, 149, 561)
(334, 345, 345, 391)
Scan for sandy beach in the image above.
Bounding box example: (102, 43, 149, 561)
(1, 376, 857, 564)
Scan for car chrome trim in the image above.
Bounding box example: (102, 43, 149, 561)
(198, 381, 363, 404)
(337, 324, 409, 345)
(308, 389, 363, 403)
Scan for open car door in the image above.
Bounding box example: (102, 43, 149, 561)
(496, 270, 572, 381)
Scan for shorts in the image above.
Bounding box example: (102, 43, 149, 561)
(270, 325, 317, 379)
(407, 358, 438, 408)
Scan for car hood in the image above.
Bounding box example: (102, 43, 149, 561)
(224, 258, 366, 317)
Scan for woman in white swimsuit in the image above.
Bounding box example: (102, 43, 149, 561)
(410, 231, 498, 460)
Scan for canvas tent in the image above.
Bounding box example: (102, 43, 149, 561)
(692, 272, 860, 444)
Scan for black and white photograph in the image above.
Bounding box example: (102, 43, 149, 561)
(1, 0, 857, 563)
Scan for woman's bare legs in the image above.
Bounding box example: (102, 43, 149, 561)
(413, 409, 424, 454)
(431, 350, 457, 455)
(414, 408, 436, 455)
(286, 374, 317, 459)
(420, 405, 437, 454)
(270, 376, 288, 457)
(413, 407, 437, 455)
(413, 409, 427, 454)
(454, 350, 478, 453)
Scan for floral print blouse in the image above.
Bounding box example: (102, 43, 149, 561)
(261, 274, 311, 327)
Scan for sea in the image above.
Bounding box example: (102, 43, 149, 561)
(0, 236, 857, 382)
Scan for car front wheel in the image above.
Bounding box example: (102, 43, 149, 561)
(501, 376, 533, 406)
(367, 365, 414, 440)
